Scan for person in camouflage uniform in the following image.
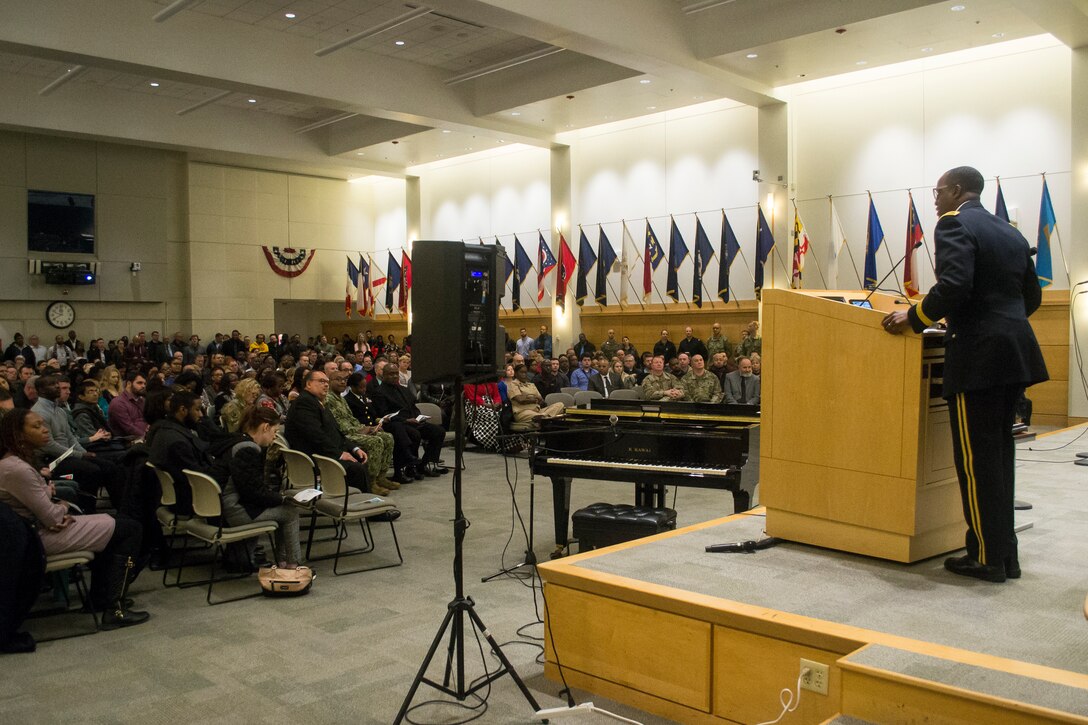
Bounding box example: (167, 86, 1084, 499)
(325, 367, 396, 494)
(734, 320, 762, 359)
(599, 329, 622, 361)
(680, 353, 723, 403)
(640, 355, 685, 401)
(705, 322, 730, 360)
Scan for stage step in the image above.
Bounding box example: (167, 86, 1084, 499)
(838, 644, 1088, 724)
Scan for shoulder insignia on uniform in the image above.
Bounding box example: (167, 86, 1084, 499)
(939, 210, 960, 219)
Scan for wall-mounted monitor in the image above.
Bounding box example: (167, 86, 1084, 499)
(27, 190, 96, 254)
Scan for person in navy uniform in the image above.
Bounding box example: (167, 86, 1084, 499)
(883, 166, 1048, 583)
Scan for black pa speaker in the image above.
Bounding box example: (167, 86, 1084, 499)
(411, 241, 506, 383)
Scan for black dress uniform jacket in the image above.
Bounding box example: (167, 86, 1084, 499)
(906, 200, 1048, 396)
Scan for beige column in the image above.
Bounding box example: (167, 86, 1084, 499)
(1068, 47, 1088, 418)
(758, 101, 790, 292)
(405, 175, 421, 333)
(551, 144, 576, 354)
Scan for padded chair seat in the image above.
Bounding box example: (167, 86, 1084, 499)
(508, 421, 536, 432)
(313, 494, 397, 518)
(45, 551, 95, 573)
(185, 519, 279, 544)
(572, 502, 677, 551)
(156, 507, 196, 531)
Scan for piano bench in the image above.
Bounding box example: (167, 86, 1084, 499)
(572, 502, 677, 552)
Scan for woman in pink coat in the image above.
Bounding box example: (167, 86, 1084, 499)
(0, 409, 150, 647)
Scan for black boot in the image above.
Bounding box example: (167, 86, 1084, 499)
(100, 555, 151, 631)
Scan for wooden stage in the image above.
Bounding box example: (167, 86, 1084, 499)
(537, 507, 1088, 724)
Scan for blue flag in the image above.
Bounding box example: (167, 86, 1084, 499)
(718, 212, 740, 302)
(502, 248, 514, 285)
(643, 222, 665, 300)
(386, 252, 401, 310)
(512, 236, 532, 311)
(994, 180, 1010, 223)
(692, 216, 714, 308)
(575, 228, 597, 306)
(754, 205, 775, 293)
(595, 226, 618, 305)
(863, 197, 885, 289)
(666, 219, 689, 301)
(1037, 178, 1055, 288)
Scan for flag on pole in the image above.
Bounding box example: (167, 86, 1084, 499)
(358, 254, 372, 317)
(643, 222, 665, 300)
(620, 222, 635, 306)
(994, 179, 1010, 223)
(555, 232, 576, 309)
(904, 194, 924, 298)
(399, 249, 411, 313)
(666, 219, 689, 302)
(1037, 177, 1056, 288)
(863, 195, 885, 289)
(595, 227, 618, 305)
(791, 206, 811, 289)
(537, 233, 557, 302)
(692, 217, 714, 308)
(385, 251, 401, 311)
(512, 236, 532, 311)
(827, 200, 848, 288)
(345, 257, 359, 318)
(718, 211, 741, 302)
(502, 244, 514, 286)
(754, 204, 775, 293)
(575, 228, 597, 306)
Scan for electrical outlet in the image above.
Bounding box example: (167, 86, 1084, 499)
(799, 658, 829, 695)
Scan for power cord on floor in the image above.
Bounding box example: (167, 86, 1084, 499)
(754, 668, 807, 725)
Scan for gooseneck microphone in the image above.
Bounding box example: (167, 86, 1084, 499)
(863, 240, 923, 305)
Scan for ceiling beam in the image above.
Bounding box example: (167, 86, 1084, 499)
(1010, 0, 1088, 47)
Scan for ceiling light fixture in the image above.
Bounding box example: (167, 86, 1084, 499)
(992, 32, 1004, 38)
(647, 106, 657, 110)
(950, 4, 966, 10)
(444, 46, 565, 85)
(856, 60, 867, 65)
(682, 0, 737, 14)
(746, 53, 758, 59)
(247, 98, 257, 103)
(38, 65, 89, 96)
(510, 111, 521, 116)
(640, 79, 651, 84)
(285, 12, 296, 19)
(441, 129, 451, 133)
(149, 81, 160, 87)
(921, 47, 933, 52)
(153, 0, 199, 22)
(176, 89, 232, 116)
(314, 6, 432, 57)
(394, 40, 406, 46)
(294, 111, 359, 134)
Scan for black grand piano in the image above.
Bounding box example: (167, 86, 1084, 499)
(530, 398, 760, 550)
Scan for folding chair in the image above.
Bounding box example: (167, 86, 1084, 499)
(146, 462, 197, 588)
(28, 551, 99, 640)
(544, 392, 575, 408)
(180, 470, 278, 605)
(280, 447, 340, 546)
(573, 390, 602, 406)
(608, 389, 639, 400)
(308, 455, 403, 576)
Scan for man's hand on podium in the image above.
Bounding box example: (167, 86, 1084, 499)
(882, 310, 911, 335)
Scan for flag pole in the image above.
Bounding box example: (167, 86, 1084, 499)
(669, 215, 693, 309)
(620, 221, 646, 310)
(843, 237, 863, 288)
(912, 190, 937, 276)
(1042, 172, 1071, 286)
(645, 218, 671, 306)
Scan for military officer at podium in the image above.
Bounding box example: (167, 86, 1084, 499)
(882, 166, 1048, 583)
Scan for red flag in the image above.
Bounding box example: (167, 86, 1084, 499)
(399, 250, 412, 312)
(905, 194, 923, 298)
(555, 233, 576, 309)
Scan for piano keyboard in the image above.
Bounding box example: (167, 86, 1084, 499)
(543, 457, 734, 477)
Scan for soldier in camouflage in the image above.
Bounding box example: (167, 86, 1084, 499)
(640, 355, 685, 401)
(325, 367, 396, 494)
(680, 353, 723, 403)
(705, 322, 730, 360)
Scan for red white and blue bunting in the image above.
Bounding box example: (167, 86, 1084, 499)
(262, 246, 315, 278)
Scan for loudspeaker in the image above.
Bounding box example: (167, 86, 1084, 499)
(411, 241, 506, 383)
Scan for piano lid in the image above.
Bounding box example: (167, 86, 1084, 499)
(563, 398, 760, 424)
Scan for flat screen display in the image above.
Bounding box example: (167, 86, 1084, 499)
(849, 299, 873, 309)
(28, 190, 95, 254)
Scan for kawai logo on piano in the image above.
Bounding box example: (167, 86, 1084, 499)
(627, 447, 652, 454)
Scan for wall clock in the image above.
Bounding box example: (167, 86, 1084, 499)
(46, 301, 75, 329)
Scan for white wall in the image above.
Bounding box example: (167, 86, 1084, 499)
(788, 38, 1072, 293)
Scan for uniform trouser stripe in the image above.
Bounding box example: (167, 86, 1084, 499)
(955, 393, 986, 565)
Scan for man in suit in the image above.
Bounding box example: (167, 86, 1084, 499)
(369, 364, 447, 477)
(883, 165, 1047, 583)
(283, 369, 370, 494)
(588, 358, 623, 398)
(722, 357, 760, 405)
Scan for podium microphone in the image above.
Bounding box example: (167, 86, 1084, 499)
(863, 240, 923, 305)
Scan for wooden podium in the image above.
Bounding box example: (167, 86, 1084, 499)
(761, 289, 964, 562)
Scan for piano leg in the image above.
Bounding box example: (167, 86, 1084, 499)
(551, 476, 572, 550)
(731, 488, 751, 513)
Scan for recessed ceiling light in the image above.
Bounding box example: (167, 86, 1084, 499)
(797, 74, 806, 78)
(441, 129, 451, 134)
(284, 12, 296, 19)
(499, 139, 505, 143)
(992, 32, 1004, 38)
(746, 53, 758, 59)
(394, 40, 406, 46)
(639, 79, 651, 84)
(921, 47, 933, 52)
(647, 106, 657, 110)
(356, 152, 365, 156)
(510, 111, 521, 116)
(248, 98, 257, 103)
(149, 82, 160, 87)
(950, 4, 966, 11)
(856, 60, 867, 66)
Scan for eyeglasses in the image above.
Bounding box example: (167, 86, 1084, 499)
(932, 184, 957, 200)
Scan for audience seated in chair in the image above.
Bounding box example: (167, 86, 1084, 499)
(369, 365, 447, 477)
(723, 356, 760, 405)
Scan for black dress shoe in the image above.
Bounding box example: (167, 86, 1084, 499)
(944, 554, 1006, 583)
(391, 470, 412, 485)
(423, 462, 442, 477)
(1005, 555, 1021, 579)
(372, 510, 401, 523)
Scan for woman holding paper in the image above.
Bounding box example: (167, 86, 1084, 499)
(0, 409, 150, 649)
(222, 405, 302, 568)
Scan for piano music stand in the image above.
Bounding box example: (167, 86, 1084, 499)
(393, 377, 542, 724)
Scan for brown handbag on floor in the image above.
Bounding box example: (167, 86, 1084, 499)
(257, 565, 314, 596)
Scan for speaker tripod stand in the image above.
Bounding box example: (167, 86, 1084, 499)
(394, 382, 542, 724)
